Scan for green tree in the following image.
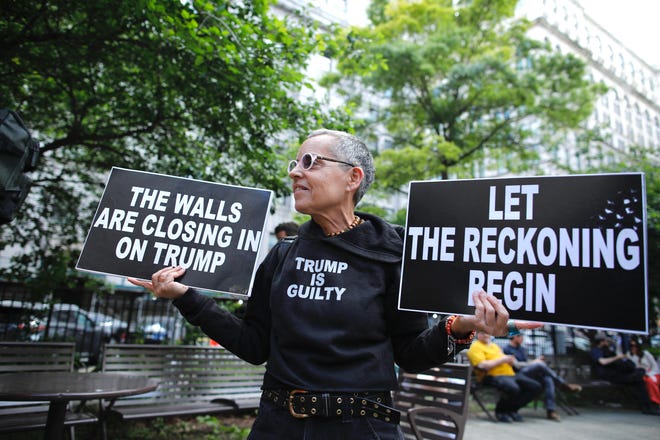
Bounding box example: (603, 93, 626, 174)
(323, 0, 605, 188)
(0, 0, 343, 291)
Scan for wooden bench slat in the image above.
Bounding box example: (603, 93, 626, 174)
(0, 342, 76, 374)
(0, 342, 98, 434)
(101, 343, 265, 421)
(0, 403, 51, 415)
(0, 410, 98, 434)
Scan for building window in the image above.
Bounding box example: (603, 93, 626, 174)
(616, 137, 625, 150)
(615, 120, 623, 134)
(606, 44, 614, 65)
(589, 35, 602, 60)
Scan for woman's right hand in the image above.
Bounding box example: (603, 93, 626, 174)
(127, 266, 188, 299)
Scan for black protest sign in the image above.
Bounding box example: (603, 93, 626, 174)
(399, 173, 647, 333)
(76, 167, 272, 296)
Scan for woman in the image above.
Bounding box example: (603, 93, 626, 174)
(629, 339, 660, 405)
(129, 129, 528, 439)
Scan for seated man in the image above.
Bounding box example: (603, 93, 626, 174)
(590, 333, 660, 415)
(503, 329, 582, 421)
(467, 331, 542, 423)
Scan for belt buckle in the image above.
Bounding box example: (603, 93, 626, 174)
(288, 389, 310, 419)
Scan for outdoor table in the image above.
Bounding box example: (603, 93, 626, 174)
(0, 371, 158, 440)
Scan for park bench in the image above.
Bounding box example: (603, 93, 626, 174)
(556, 351, 636, 407)
(100, 343, 265, 421)
(469, 365, 579, 422)
(0, 341, 98, 436)
(394, 363, 471, 440)
(470, 354, 598, 422)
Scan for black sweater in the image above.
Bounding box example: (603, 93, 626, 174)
(173, 212, 453, 392)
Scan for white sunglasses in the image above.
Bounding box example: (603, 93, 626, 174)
(288, 152, 355, 173)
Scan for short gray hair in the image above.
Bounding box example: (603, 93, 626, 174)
(306, 129, 375, 205)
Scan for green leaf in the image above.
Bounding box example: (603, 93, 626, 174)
(0, 0, 348, 292)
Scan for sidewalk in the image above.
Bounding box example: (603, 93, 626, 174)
(463, 406, 659, 440)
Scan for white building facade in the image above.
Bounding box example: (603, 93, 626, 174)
(519, 0, 659, 171)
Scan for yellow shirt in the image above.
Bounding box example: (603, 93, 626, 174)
(466, 339, 515, 382)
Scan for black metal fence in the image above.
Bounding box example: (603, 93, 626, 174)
(0, 281, 240, 366)
(2, 281, 651, 368)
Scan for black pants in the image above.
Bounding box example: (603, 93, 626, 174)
(597, 366, 653, 409)
(519, 362, 562, 411)
(484, 372, 542, 413)
(247, 396, 404, 440)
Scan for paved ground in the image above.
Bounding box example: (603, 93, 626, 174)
(463, 405, 660, 440)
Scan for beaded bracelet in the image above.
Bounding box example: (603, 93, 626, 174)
(445, 315, 476, 345)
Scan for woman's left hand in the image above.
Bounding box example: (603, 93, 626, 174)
(452, 291, 509, 336)
(452, 291, 544, 337)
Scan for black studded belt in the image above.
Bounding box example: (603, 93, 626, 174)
(262, 389, 401, 424)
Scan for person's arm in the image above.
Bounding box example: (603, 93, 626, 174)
(466, 343, 515, 372)
(477, 354, 515, 372)
(171, 285, 271, 365)
(128, 241, 284, 365)
(597, 352, 627, 366)
(534, 354, 546, 363)
(387, 289, 511, 373)
(642, 351, 659, 373)
(172, 246, 283, 364)
(503, 345, 530, 369)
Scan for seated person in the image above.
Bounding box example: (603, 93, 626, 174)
(467, 331, 542, 423)
(628, 338, 660, 405)
(503, 329, 582, 421)
(590, 333, 660, 415)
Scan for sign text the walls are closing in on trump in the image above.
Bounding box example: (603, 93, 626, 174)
(399, 173, 647, 333)
(76, 167, 272, 296)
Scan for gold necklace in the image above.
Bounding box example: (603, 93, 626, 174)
(326, 215, 363, 237)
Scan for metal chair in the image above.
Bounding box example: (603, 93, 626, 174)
(394, 363, 472, 440)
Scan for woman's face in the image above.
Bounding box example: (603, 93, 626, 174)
(289, 135, 354, 216)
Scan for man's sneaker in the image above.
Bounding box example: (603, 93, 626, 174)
(561, 383, 582, 392)
(641, 405, 660, 415)
(547, 410, 561, 421)
(508, 412, 524, 422)
(495, 412, 513, 423)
